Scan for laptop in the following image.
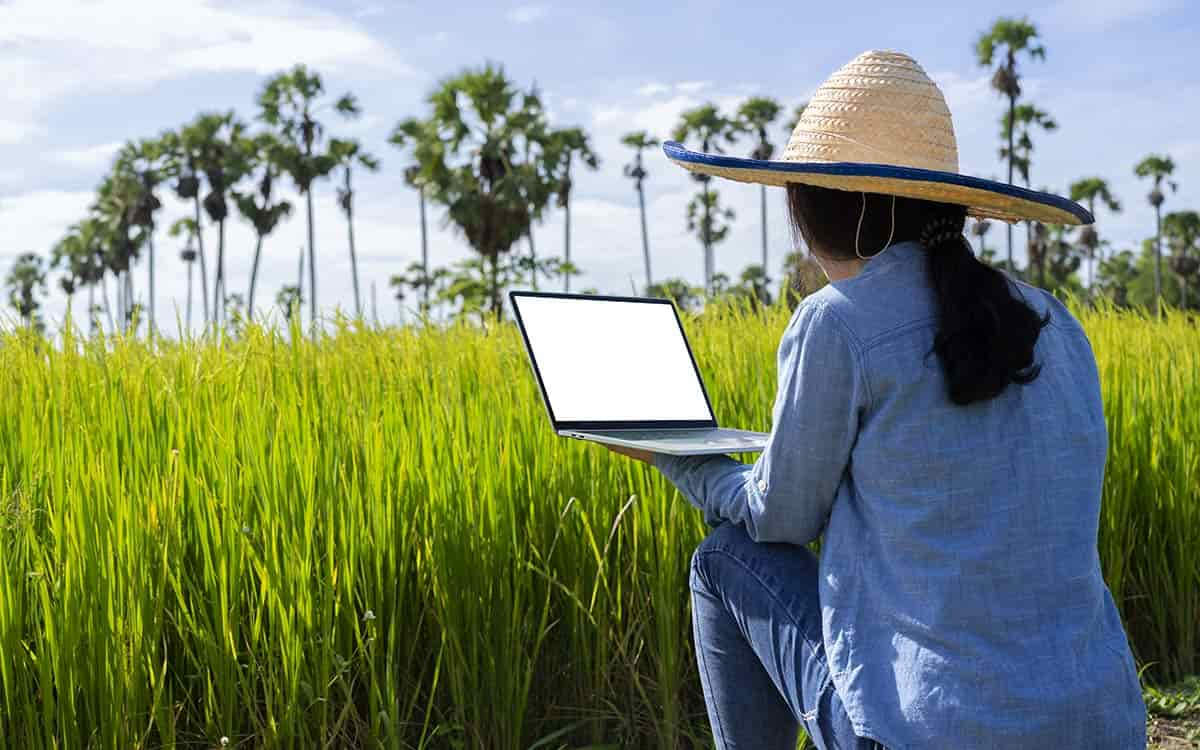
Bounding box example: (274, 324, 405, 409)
(509, 291, 770, 456)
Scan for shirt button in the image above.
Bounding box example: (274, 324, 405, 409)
(756, 479, 768, 493)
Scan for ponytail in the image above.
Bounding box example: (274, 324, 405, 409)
(785, 183, 1051, 406)
(921, 213, 1050, 406)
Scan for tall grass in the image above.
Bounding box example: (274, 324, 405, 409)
(0, 298, 1195, 748)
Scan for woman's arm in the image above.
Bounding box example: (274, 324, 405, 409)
(648, 299, 868, 546)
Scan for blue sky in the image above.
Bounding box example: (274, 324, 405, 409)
(1, 0, 1196, 335)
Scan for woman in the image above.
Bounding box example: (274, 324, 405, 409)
(607, 50, 1146, 749)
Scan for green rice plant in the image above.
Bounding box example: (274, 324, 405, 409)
(0, 295, 1196, 749)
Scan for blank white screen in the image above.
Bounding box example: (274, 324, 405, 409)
(515, 296, 714, 423)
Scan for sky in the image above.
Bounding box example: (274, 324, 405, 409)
(1, 0, 1197, 336)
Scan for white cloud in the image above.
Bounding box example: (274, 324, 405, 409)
(636, 83, 671, 97)
(353, 2, 386, 18)
(0, 0, 412, 145)
(593, 93, 747, 143)
(508, 4, 549, 24)
(930, 71, 993, 114)
(1046, 0, 1180, 28)
(0, 119, 40, 146)
(0, 189, 95, 259)
(675, 81, 711, 94)
(52, 142, 124, 170)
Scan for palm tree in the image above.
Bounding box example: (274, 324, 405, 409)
(233, 133, 294, 319)
(645, 277, 704, 312)
(1164, 210, 1200, 310)
(390, 262, 448, 322)
(976, 16, 1046, 274)
(93, 164, 148, 332)
(546, 127, 599, 292)
(49, 225, 92, 330)
(181, 242, 197, 332)
(403, 63, 563, 320)
(621, 131, 659, 290)
(672, 104, 741, 292)
(276, 285, 303, 323)
(780, 250, 827, 309)
(736, 97, 783, 277)
(113, 139, 165, 335)
(169, 218, 199, 332)
(1068, 177, 1122, 293)
(161, 126, 210, 327)
(68, 218, 108, 335)
(686, 189, 735, 300)
(971, 219, 992, 258)
(783, 103, 808, 133)
(191, 112, 250, 331)
(1002, 104, 1056, 188)
(519, 85, 549, 290)
(258, 64, 361, 331)
(1134, 154, 1177, 316)
(1002, 104, 1056, 280)
(5, 252, 47, 332)
(389, 118, 435, 310)
(330, 138, 380, 318)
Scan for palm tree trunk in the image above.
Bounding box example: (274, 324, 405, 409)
(101, 274, 115, 335)
(307, 189, 317, 332)
(638, 176, 652, 290)
(248, 234, 265, 318)
(148, 234, 155, 336)
(116, 272, 124, 332)
(213, 219, 226, 334)
(1154, 202, 1162, 317)
(346, 168, 362, 318)
(528, 226, 538, 291)
(193, 197, 210, 326)
(760, 183, 768, 275)
(1006, 91, 1016, 275)
(88, 283, 95, 337)
(1089, 197, 1097, 296)
(564, 196, 572, 293)
(703, 182, 713, 294)
(125, 270, 134, 332)
(490, 253, 501, 321)
(419, 184, 429, 310)
(186, 260, 193, 334)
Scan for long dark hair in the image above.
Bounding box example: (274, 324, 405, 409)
(786, 183, 1049, 406)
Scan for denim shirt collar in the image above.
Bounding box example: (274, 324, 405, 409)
(831, 239, 925, 288)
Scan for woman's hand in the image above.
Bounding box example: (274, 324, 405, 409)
(605, 443, 656, 465)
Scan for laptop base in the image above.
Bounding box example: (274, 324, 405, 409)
(560, 427, 769, 456)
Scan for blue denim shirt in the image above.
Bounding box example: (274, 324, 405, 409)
(654, 240, 1146, 749)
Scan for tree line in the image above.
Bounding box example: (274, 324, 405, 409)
(4, 16, 1197, 335)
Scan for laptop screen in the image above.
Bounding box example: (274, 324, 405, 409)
(511, 293, 716, 427)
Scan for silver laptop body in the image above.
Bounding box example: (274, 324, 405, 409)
(509, 291, 769, 456)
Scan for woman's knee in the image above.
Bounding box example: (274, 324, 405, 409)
(690, 522, 755, 593)
(690, 521, 819, 597)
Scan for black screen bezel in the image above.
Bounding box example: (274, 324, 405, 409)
(509, 290, 719, 431)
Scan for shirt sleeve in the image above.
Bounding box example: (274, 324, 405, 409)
(651, 300, 868, 545)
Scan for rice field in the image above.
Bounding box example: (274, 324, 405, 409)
(0, 298, 1197, 749)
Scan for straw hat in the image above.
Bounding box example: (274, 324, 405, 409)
(663, 50, 1093, 226)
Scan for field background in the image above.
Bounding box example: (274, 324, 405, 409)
(1, 298, 1197, 749)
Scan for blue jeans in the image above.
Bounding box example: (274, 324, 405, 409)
(690, 522, 882, 750)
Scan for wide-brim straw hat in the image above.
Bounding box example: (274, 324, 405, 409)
(663, 50, 1093, 226)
